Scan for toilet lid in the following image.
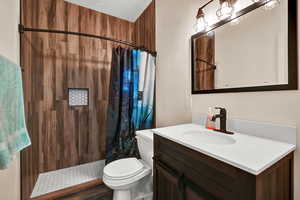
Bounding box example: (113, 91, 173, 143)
(104, 158, 144, 180)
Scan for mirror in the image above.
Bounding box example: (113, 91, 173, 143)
(191, 0, 297, 94)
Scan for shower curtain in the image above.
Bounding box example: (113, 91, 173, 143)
(139, 52, 156, 129)
(106, 47, 156, 163)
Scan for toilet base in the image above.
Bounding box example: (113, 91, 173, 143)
(113, 190, 131, 200)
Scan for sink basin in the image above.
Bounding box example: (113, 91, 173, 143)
(182, 131, 236, 145)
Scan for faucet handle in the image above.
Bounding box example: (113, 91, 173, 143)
(215, 107, 225, 110)
(215, 107, 227, 114)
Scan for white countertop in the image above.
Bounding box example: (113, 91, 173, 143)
(153, 124, 296, 175)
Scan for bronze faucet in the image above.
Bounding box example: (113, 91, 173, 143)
(212, 107, 234, 135)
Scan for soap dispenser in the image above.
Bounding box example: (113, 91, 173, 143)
(205, 107, 216, 130)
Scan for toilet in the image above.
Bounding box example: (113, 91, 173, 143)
(103, 130, 154, 200)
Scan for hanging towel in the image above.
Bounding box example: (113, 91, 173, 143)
(0, 55, 31, 169)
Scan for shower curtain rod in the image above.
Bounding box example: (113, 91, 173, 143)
(18, 24, 157, 57)
(196, 58, 217, 68)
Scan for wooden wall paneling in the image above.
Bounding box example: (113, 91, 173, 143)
(134, 1, 156, 52)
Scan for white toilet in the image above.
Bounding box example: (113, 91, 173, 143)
(103, 130, 154, 200)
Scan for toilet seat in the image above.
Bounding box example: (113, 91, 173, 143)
(103, 158, 151, 188)
(104, 158, 144, 180)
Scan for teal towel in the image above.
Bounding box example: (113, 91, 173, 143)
(0, 55, 31, 169)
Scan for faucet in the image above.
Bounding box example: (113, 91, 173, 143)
(212, 107, 233, 134)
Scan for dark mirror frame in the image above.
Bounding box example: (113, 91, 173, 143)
(191, 0, 298, 94)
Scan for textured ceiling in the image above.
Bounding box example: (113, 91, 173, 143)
(64, 0, 152, 22)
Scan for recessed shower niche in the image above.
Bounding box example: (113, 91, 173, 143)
(68, 88, 89, 106)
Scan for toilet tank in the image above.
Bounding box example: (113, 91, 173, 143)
(136, 130, 154, 169)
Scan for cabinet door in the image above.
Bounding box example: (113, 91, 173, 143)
(154, 163, 183, 200)
(184, 181, 219, 200)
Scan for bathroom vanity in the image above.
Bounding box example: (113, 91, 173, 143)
(153, 124, 295, 200)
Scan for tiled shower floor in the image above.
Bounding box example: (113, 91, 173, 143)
(31, 160, 105, 198)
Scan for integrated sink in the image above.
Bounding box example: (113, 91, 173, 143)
(182, 130, 236, 145)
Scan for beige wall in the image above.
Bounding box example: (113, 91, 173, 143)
(0, 0, 21, 199)
(156, 0, 194, 127)
(156, 0, 300, 198)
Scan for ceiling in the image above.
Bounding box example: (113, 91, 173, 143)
(64, 0, 152, 22)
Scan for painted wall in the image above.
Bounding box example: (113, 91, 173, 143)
(156, 0, 300, 198)
(0, 0, 20, 200)
(156, 0, 194, 127)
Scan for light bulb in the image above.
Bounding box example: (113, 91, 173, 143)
(216, 1, 234, 20)
(206, 31, 214, 36)
(230, 17, 241, 25)
(230, 13, 241, 25)
(194, 17, 208, 32)
(264, 0, 280, 10)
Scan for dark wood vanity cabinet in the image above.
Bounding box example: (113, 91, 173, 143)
(153, 135, 294, 200)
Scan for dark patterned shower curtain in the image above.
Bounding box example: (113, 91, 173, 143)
(106, 47, 141, 164)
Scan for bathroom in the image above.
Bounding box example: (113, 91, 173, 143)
(0, 0, 299, 199)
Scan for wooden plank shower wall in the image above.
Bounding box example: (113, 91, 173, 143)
(134, 1, 156, 52)
(20, 0, 156, 199)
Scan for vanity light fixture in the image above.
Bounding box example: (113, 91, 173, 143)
(216, 0, 235, 20)
(230, 14, 241, 25)
(194, 8, 208, 32)
(251, 0, 280, 10)
(230, 1, 242, 26)
(264, 0, 280, 10)
(194, 0, 214, 33)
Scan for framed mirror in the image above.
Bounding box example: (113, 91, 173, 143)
(191, 0, 297, 94)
